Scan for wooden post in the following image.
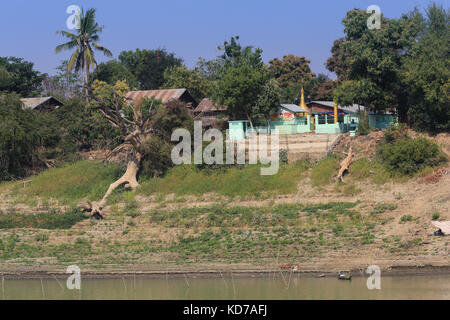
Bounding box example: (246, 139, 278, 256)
(334, 103, 338, 123)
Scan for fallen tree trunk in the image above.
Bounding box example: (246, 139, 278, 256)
(79, 153, 141, 219)
(337, 147, 354, 182)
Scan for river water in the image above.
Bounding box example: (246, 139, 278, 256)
(1, 274, 449, 300)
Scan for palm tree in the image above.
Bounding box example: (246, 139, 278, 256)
(55, 8, 112, 95)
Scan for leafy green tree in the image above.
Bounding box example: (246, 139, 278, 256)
(253, 79, 281, 123)
(214, 36, 273, 126)
(0, 93, 60, 180)
(309, 74, 336, 101)
(79, 80, 192, 218)
(195, 57, 224, 81)
(118, 48, 182, 90)
(327, 9, 422, 122)
(40, 60, 82, 99)
(0, 67, 11, 87)
(162, 65, 212, 101)
(268, 54, 314, 88)
(268, 54, 315, 104)
(91, 60, 138, 89)
(402, 3, 450, 133)
(55, 97, 121, 151)
(0, 57, 46, 96)
(55, 8, 112, 93)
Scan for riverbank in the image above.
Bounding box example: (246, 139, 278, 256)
(0, 133, 449, 279)
(2, 264, 450, 280)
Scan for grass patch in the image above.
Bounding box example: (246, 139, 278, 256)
(432, 212, 440, 220)
(0, 208, 87, 229)
(147, 201, 384, 261)
(140, 161, 309, 198)
(12, 161, 123, 205)
(371, 202, 397, 215)
(310, 155, 339, 186)
(350, 158, 390, 184)
(334, 182, 361, 196)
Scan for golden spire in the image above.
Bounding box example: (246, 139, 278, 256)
(300, 87, 309, 113)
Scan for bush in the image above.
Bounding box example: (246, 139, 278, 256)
(432, 212, 440, 220)
(0, 93, 61, 180)
(56, 97, 121, 151)
(357, 120, 371, 136)
(377, 137, 446, 176)
(383, 123, 408, 143)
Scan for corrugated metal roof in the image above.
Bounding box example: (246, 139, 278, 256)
(280, 104, 309, 113)
(193, 98, 227, 113)
(308, 101, 366, 113)
(126, 89, 187, 105)
(20, 97, 62, 110)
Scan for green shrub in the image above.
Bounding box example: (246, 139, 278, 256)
(400, 215, 413, 222)
(357, 120, 371, 135)
(279, 149, 288, 164)
(383, 123, 408, 143)
(378, 137, 446, 175)
(432, 212, 440, 220)
(0, 93, 61, 180)
(371, 202, 397, 215)
(34, 233, 49, 242)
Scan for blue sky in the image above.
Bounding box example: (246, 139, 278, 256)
(0, 0, 445, 77)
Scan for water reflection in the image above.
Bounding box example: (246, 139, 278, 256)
(1, 275, 449, 300)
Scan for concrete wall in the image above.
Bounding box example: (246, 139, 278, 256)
(270, 116, 311, 134)
(228, 114, 395, 140)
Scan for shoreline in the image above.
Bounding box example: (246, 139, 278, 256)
(2, 265, 450, 280)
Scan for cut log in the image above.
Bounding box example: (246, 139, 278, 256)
(337, 146, 354, 182)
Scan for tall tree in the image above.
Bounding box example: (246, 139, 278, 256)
(118, 48, 182, 90)
(309, 74, 336, 101)
(40, 60, 82, 99)
(162, 65, 213, 101)
(0, 57, 46, 96)
(326, 9, 422, 122)
(268, 54, 315, 104)
(0, 66, 11, 88)
(214, 36, 274, 126)
(80, 80, 192, 218)
(268, 54, 314, 88)
(55, 8, 112, 94)
(402, 3, 450, 133)
(253, 79, 281, 122)
(0, 93, 60, 180)
(91, 60, 138, 89)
